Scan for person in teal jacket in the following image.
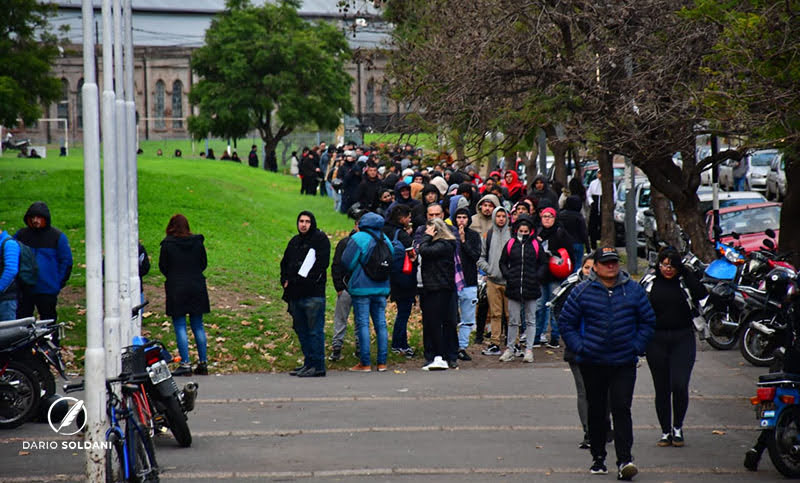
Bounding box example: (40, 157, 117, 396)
(341, 212, 393, 372)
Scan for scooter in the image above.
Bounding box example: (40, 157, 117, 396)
(750, 371, 800, 477)
(702, 240, 747, 350)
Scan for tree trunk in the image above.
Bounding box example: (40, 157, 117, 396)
(454, 131, 466, 163)
(674, 197, 713, 262)
(503, 147, 516, 171)
(598, 149, 616, 248)
(650, 187, 680, 251)
(551, 140, 568, 189)
(779, 150, 800, 268)
(263, 137, 280, 172)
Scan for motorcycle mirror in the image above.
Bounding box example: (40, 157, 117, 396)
(763, 239, 775, 250)
(732, 231, 741, 240)
(765, 228, 776, 239)
(643, 209, 654, 216)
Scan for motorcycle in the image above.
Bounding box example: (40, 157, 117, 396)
(751, 371, 800, 477)
(0, 317, 68, 429)
(123, 336, 198, 447)
(702, 240, 748, 350)
(1, 137, 30, 151)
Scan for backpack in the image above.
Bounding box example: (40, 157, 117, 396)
(360, 229, 393, 282)
(0, 238, 38, 288)
(505, 237, 540, 258)
(389, 229, 407, 274)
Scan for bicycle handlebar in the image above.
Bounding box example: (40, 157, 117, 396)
(130, 300, 149, 317)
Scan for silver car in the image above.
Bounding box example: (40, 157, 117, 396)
(766, 153, 786, 201)
(745, 149, 778, 192)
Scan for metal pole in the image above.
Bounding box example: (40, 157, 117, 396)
(538, 128, 547, 176)
(81, 1, 105, 479)
(624, 156, 638, 274)
(124, 0, 141, 335)
(64, 119, 68, 155)
(101, 0, 121, 378)
(711, 135, 720, 245)
(114, 0, 132, 349)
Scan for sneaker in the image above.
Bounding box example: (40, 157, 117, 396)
(499, 348, 515, 362)
(657, 433, 672, 447)
(523, 349, 534, 363)
(296, 366, 326, 377)
(348, 363, 371, 372)
(403, 348, 415, 359)
(617, 461, 638, 481)
(423, 356, 448, 371)
(457, 349, 472, 361)
(514, 344, 524, 357)
(481, 344, 502, 356)
(519, 334, 527, 343)
(328, 349, 342, 361)
(579, 435, 591, 449)
(589, 458, 608, 475)
(448, 360, 459, 369)
(391, 347, 404, 354)
(531, 340, 542, 348)
(289, 365, 307, 376)
(743, 448, 760, 471)
(545, 339, 561, 349)
(671, 427, 684, 447)
(377, 364, 388, 372)
(193, 362, 208, 375)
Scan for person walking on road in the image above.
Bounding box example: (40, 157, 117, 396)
(280, 211, 331, 377)
(640, 247, 706, 447)
(159, 214, 211, 376)
(559, 247, 655, 480)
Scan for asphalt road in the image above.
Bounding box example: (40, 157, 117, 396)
(0, 341, 787, 482)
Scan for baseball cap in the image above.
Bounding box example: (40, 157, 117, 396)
(594, 246, 620, 263)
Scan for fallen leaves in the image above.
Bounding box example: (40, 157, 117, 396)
(712, 430, 726, 435)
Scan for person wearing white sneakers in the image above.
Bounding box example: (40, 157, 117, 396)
(497, 215, 548, 363)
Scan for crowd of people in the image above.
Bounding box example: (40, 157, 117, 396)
(279, 142, 710, 480)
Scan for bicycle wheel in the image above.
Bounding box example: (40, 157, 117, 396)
(126, 399, 159, 482)
(105, 431, 125, 483)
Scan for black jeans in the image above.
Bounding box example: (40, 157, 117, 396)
(646, 328, 696, 433)
(420, 290, 459, 363)
(580, 363, 637, 466)
(17, 292, 59, 344)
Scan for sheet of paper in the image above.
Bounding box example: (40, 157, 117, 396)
(298, 248, 316, 278)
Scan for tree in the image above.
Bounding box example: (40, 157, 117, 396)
(0, 0, 61, 127)
(188, 0, 353, 170)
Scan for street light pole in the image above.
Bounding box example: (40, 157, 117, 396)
(124, 0, 141, 335)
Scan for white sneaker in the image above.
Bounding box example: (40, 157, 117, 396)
(431, 356, 448, 370)
(523, 349, 534, 363)
(499, 348, 515, 362)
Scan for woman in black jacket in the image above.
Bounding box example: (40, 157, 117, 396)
(159, 214, 210, 376)
(417, 218, 458, 370)
(382, 204, 417, 357)
(534, 207, 575, 348)
(642, 247, 707, 447)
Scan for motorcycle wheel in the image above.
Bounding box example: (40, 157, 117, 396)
(705, 310, 739, 350)
(0, 361, 41, 429)
(768, 405, 800, 478)
(739, 325, 776, 367)
(163, 394, 191, 447)
(20, 356, 56, 399)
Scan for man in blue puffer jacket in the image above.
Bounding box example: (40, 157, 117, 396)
(0, 230, 21, 321)
(559, 246, 655, 481)
(14, 202, 73, 326)
(341, 212, 393, 373)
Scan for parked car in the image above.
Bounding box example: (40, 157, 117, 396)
(705, 202, 781, 253)
(766, 152, 786, 201)
(613, 178, 650, 247)
(719, 149, 778, 191)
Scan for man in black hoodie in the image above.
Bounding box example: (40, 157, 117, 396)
(411, 184, 440, 230)
(280, 211, 330, 377)
(453, 207, 482, 360)
(356, 163, 383, 211)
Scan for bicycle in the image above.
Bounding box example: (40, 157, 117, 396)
(66, 372, 160, 482)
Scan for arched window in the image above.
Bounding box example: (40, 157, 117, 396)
(365, 79, 375, 113)
(172, 80, 183, 129)
(154, 80, 165, 129)
(57, 78, 69, 120)
(76, 78, 84, 129)
(381, 82, 390, 114)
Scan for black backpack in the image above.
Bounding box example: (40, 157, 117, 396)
(0, 238, 39, 289)
(360, 229, 392, 282)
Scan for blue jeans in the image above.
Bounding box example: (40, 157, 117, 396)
(172, 314, 207, 364)
(734, 176, 746, 191)
(457, 286, 478, 349)
(392, 297, 414, 350)
(352, 295, 388, 366)
(289, 297, 326, 371)
(0, 299, 18, 321)
(572, 243, 585, 273)
(535, 281, 560, 342)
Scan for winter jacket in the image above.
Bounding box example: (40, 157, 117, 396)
(536, 222, 576, 283)
(641, 269, 707, 331)
(559, 270, 656, 366)
(299, 153, 319, 178)
(452, 207, 481, 288)
(0, 231, 20, 301)
(341, 212, 392, 297)
(382, 221, 417, 300)
(470, 194, 500, 236)
(477, 206, 511, 284)
(357, 176, 383, 211)
(529, 175, 558, 209)
(499, 234, 549, 301)
(280, 211, 331, 301)
(331, 231, 355, 293)
(14, 202, 73, 295)
(159, 234, 210, 317)
(418, 235, 456, 292)
(558, 196, 590, 253)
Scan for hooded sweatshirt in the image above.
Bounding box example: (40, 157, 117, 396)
(501, 170, 525, 203)
(280, 211, 331, 301)
(529, 174, 558, 209)
(14, 201, 73, 295)
(411, 184, 440, 230)
(430, 176, 449, 197)
(453, 207, 482, 287)
(341, 212, 393, 297)
(477, 206, 511, 284)
(0, 230, 20, 300)
(471, 194, 501, 236)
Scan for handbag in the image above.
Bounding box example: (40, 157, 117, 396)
(402, 251, 413, 275)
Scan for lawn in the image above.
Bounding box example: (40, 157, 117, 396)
(0, 150, 413, 373)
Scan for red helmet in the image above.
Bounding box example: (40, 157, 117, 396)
(549, 248, 573, 279)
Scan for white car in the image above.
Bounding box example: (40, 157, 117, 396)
(745, 149, 778, 192)
(766, 153, 786, 201)
(613, 179, 650, 248)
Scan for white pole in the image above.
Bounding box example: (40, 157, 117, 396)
(124, 0, 141, 335)
(102, 0, 121, 378)
(64, 119, 69, 155)
(81, 0, 105, 479)
(114, 0, 132, 349)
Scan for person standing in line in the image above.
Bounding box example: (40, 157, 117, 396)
(640, 247, 706, 447)
(14, 202, 73, 331)
(0, 228, 21, 321)
(328, 211, 362, 362)
(341, 212, 393, 372)
(477, 206, 512, 356)
(559, 247, 655, 480)
(159, 214, 211, 376)
(382, 204, 417, 359)
(248, 145, 259, 168)
(558, 195, 591, 272)
(280, 211, 330, 377)
(417, 218, 459, 370)
(585, 171, 616, 250)
(534, 207, 575, 349)
(498, 214, 548, 363)
(453, 207, 481, 361)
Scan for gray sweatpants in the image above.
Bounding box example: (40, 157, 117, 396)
(330, 290, 352, 350)
(507, 298, 537, 351)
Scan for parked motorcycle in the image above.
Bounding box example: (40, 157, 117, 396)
(1, 137, 30, 151)
(0, 317, 67, 429)
(123, 336, 198, 447)
(751, 369, 800, 476)
(702, 240, 748, 350)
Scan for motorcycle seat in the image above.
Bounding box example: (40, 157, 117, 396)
(0, 317, 36, 330)
(0, 327, 32, 349)
(758, 372, 800, 385)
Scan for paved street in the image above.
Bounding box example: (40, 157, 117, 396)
(0, 342, 787, 482)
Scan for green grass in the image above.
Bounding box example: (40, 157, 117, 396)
(0, 150, 403, 373)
